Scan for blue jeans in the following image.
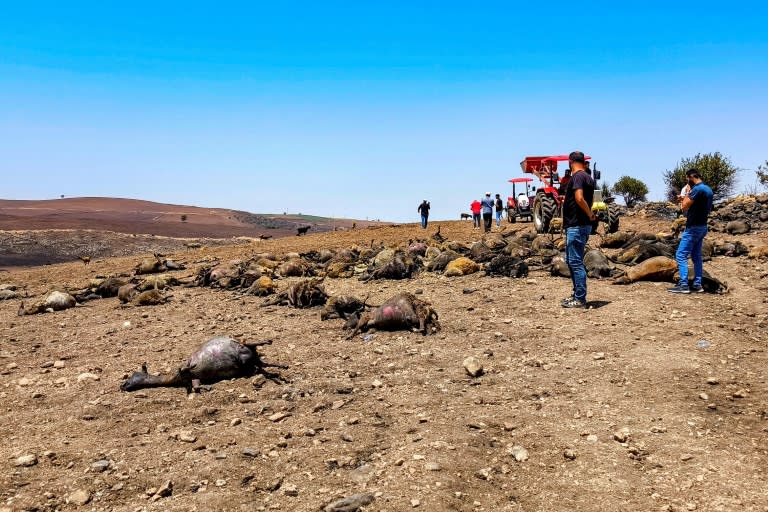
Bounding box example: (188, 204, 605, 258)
(676, 225, 707, 287)
(495, 211, 502, 226)
(566, 225, 592, 302)
(420, 214, 428, 229)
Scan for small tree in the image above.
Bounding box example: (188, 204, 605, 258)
(757, 161, 768, 188)
(663, 152, 739, 201)
(612, 176, 648, 207)
(180, 214, 187, 222)
(601, 181, 611, 198)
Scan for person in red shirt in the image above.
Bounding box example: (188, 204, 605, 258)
(470, 199, 482, 228)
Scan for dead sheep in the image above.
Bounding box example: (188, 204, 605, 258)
(748, 245, 768, 259)
(485, 254, 529, 278)
(349, 292, 439, 338)
(120, 336, 285, 393)
(135, 255, 167, 275)
(444, 257, 480, 277)
(18, 291, 76, 316)
(320, 295, 368, 321)
(262, 278, 328, 308)
(243, 276, 276, 296)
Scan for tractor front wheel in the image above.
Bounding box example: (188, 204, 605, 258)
(533, 195, 556, 233)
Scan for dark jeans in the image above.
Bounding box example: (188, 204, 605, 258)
(566, 225, 592, 302)
(472, 213, 481, 228)
(676, 225, 707, 287)
(483, 212, 492, 232)
(420, 214, 428, 229)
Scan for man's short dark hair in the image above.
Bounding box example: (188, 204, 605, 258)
(568, 151, 586, 164)
(686, 168, 701, 179)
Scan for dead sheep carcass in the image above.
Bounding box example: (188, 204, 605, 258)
(120, 336, 285, 393)
(18, 291, 76, 316)
(348, 292, 439, 338)
(261, 278, 328, 308)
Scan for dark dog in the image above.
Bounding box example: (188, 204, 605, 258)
(296, 226, 311, 236)
(460, 213, 471, 220)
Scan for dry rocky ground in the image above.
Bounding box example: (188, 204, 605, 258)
(1, 213, 767, 512)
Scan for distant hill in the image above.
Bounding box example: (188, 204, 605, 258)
(0, 197, 371, 238)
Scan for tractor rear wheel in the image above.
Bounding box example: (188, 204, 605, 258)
(533, 195, 556, 233)
(606, 203, 620, 233)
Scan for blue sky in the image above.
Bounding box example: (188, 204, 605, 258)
(1, 1, 767, 222)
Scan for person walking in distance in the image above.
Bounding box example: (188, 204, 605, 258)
(668, 169, 713, 293)
(470, 199, 482, 228)
(494, 193, 504, 228)
(417, 199, 431, 229)
(562, 151, 597, 308)
(481, 192, 494, 233)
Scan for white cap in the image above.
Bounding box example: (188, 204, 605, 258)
(485, 192, 490, 196)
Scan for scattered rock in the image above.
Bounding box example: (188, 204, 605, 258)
(77, 372, 100, 383)
(706, 377, 719, 385)
(242, 447, 259, 458)
(323, 492, 375, 512)
(150, 480, 173, 501)
(68, 489, 91, 506)
(91, 460, 111, 472)
(424, 462, 442, 471)
(463, 356, 483, 377)
(15, 454, 38, 467)
(268, 412, 290, 422)
(508, 445, 529, 462)
(178, 431, 197, 443)
(563, 449, 576, 460)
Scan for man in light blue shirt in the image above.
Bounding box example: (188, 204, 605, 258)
(480, 192, 494, 233)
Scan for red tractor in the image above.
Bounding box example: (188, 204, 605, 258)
(520, 155, 620, 234)
(506, 177, 534, 223)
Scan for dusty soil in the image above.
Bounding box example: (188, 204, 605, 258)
(1, 216, 767, 512)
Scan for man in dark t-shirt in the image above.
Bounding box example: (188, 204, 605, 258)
(561, 151, 597, 308)
(668, 169, 713, 293)
(417, 200, 430, 229)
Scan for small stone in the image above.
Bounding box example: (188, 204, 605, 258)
(412, 454, 425, 461)
(593, 352, 606, 360)
(563, 449, 576, 460)
(18, 378, 32, 387)
(411, 499, 421, 507)
(706, 377, 719, 385)
(283, 483, 299, 497)
(686, 503, 697, 511)
(680, 454, 694, 461)
(463, 356, 483, 377)
(698, 393, 709, 400)
(586, 434, 598, 442)
(91, 460, 111, 472)
(215, 479, 227, 487)
(425, 462, 441, 471)
(494, 331, 503, 337)
(77, 372, 100, 382)
(15, 454, 38, 467)
(68, 489, 91, 506)
(178, 431, 197, 443)
(613, 431, 629, 443)
(508, 445, 529, 462)
(242, 447, 259, 458)
(268, 412, 290, 422)
(151, 480, 173, 500)
(7, 362, 18, 370)
(54, 377, 67, 386)
(331, 400, 346, 410)
(123, 321, 131, 328)
(732, 389, 747, 398)
(230, 418, 242, 426)
(53, 360, 66, 369)
(371, 379, 383, 388)
(32, 392, 44, 398)
(324, 493, 375, 512)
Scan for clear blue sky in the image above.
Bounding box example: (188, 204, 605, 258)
(2, 1, 767, 222)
